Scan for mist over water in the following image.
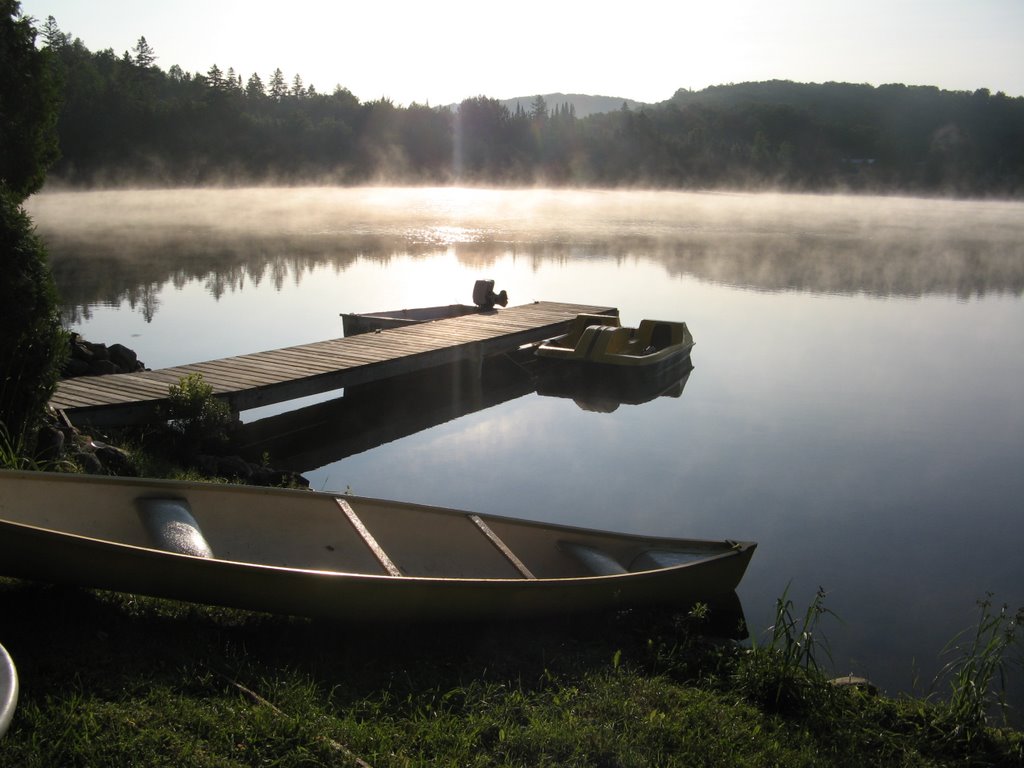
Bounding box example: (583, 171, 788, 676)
(29, 188, 1024, 318)
(27, 187, 1024, 712)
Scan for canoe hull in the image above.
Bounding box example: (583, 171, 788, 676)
(0, 521, 753, 621)
(0, 470, 754, 622)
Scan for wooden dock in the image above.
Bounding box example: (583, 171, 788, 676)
(52, 301, 617, 427)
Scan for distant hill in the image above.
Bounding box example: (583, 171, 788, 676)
(664, 79, 999, 121)
(447, 93, 649, 118)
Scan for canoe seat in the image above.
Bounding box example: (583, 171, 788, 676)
(559, 542, 628, 576)
(630, 550, 704, 571)
(136, 498, 214, 559)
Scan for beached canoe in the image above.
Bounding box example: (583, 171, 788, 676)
(0, 470, 754, 622)
(535, 314, 695, 373)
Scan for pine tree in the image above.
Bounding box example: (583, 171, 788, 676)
(206, 63, 224, 89)
(246, 72, 264, 98)
(1, 1, 61, 199)
(530, 95, 548, 120)
(132, 35, 156, 67)
(40, 15, 68, 48)
(268, 68, 287, 100)
(225, 67, 242, 92)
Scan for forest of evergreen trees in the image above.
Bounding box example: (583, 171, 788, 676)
(37, 17, 1024, 196)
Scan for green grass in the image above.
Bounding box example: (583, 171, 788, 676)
(1, 579, 1021, 767)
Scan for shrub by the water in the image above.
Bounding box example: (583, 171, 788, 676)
(164, 372, 235, 455)
(0, 186, 67, 444)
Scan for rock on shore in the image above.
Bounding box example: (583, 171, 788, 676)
(62, 334, 146, 377)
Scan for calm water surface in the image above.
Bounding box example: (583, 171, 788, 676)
(27, 188, 1024, 707)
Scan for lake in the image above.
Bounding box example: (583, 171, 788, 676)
(26, 187, 1024, 710)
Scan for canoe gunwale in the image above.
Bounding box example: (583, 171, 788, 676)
(0, 515, 754, 585)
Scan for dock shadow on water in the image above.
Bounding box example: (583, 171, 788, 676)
(231, 352, 694, 471)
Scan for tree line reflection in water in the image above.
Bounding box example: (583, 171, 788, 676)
(39, 220, 1024, 325)
(27, 188, 1024, 326)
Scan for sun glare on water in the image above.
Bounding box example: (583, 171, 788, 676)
(410, 225, 486, 247)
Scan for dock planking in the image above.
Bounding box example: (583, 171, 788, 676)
(52, 301, 617, 426)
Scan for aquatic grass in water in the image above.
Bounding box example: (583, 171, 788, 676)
(734, 585, 839, 713)
(931, 595, 1024, 741)
(762, 584, 837, 673)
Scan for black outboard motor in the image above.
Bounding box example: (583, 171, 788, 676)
(472, 279, 509, 309)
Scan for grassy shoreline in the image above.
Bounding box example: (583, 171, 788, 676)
(1, 570, 1021, 766)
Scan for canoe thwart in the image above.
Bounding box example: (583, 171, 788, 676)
(558, 541, 628, 576)
(468, 514, 536, 579)
(336, 498, 402, 577)
(135, 498, 214, 559)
